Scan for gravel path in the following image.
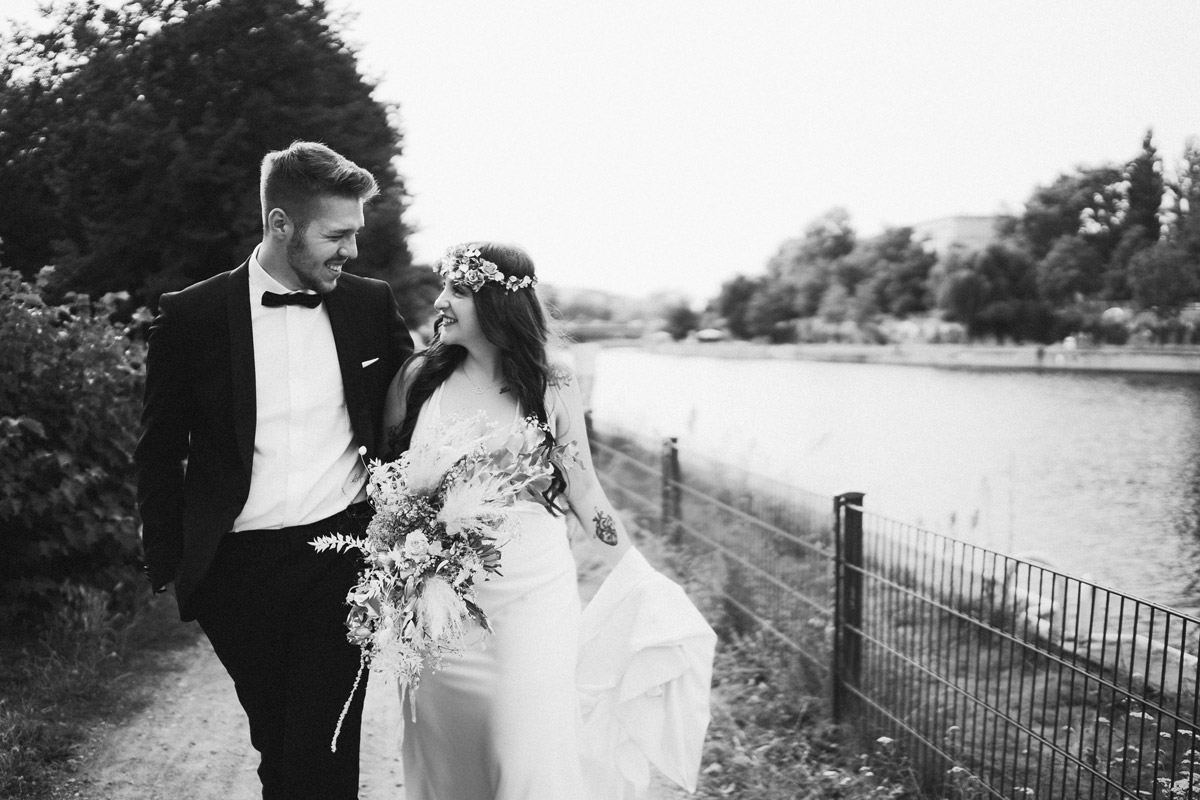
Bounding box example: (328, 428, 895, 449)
(66, 638, 405, 799)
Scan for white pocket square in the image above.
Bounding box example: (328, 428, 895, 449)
(361, 357, 380, 368)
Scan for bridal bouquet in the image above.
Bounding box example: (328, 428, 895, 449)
(312, 412, 576, 744)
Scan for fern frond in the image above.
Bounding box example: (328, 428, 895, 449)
(310, 533, 367, 555)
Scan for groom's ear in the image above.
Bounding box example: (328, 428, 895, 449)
(265, 207, 293, 241)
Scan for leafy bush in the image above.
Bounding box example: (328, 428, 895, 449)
(0, 267, 147, 614)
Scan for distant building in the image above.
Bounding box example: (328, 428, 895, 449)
(910, 215, 1005, 258)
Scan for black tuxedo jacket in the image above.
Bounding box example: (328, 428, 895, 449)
(134, 263, 414, 620)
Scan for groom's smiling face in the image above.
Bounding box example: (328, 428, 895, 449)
(285, 195, 365, 293)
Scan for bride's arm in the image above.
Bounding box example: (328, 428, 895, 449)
(382, 354, 425, 460)
(552, 372, 634, 567)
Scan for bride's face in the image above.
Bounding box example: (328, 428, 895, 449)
(434, 279, 483, 347)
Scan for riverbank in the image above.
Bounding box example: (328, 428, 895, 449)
(635, 340, 1200, 375)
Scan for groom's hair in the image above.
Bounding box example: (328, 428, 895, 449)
(260, 141, 379, 234)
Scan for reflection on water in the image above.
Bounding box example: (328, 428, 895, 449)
(589, 347, 1200, 614)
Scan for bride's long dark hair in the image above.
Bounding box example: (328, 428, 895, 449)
(396, 242, 568, 510)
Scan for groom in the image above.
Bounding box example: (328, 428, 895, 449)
(135, 141, 414, 798)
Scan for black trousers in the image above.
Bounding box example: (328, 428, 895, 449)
(193, 502, 371, 800)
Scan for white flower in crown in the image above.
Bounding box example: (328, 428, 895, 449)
(436, 244, 537, 293)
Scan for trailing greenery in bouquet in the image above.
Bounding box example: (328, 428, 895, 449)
(311, 412, 577, 744)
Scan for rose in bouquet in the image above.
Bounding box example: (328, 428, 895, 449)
(311, 412, 577, 747)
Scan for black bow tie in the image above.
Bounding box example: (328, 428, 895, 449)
(262, 290, 322, 309)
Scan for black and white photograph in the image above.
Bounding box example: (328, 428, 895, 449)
(3, 1, 1200, 798)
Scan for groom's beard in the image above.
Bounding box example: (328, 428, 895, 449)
(287, 235, 345, 294)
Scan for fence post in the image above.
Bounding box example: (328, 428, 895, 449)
(833, 491, 865, 723)
(661, 437, 681, 544)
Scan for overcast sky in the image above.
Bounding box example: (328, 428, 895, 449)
(4, 0, 1200, 302)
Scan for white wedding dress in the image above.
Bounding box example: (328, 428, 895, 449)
(399, 382, 715, 800)
(400, 383, 585, 799)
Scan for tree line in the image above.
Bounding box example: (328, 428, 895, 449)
(704, 132, 1200, 345)
(5, 2, 1200, 349)
(0, 0, 439, 322)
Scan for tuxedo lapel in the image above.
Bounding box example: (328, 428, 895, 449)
(324, 287, 373, 453)
(226, 264, 256, 473)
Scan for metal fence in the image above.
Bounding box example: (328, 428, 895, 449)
(588, 424, 835, 684)
(590, 426, 1200, 800)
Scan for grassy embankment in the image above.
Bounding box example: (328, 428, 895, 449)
(0, 584, 200, 798)
(661, 549, 928, 800)
(585, 430, 934, 799)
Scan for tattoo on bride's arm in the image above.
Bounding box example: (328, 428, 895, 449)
(593, 509, 618, 546)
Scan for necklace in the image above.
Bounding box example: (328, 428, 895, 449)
(461, 364, 503, 395)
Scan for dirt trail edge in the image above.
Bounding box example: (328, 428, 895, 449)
(69, 639, 403, 799)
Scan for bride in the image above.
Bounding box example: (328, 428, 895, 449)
(383, 242, 645, 799)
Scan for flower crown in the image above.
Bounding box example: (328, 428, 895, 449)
(436, 244, 537, 293)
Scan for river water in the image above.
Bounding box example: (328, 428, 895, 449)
(587, 347, 1200, 615)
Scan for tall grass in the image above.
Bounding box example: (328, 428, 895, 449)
(635, 518, 927, 800)
(0, 576, 197, 798)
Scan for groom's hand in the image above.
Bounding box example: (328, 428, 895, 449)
(142, 562, 174, 596)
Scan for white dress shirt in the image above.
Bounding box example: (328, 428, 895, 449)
(231, 250, 367, 532)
